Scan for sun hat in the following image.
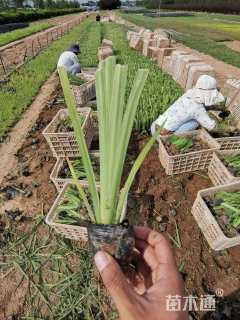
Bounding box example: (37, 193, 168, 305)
(185, 75, 225, 106)
(68, 44, 80, 55)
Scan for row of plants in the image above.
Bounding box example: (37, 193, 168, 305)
(120, 13, 240, 69)
(0, 22, 50, 47)
(0, 8, 84, 24)
(0, 19, 101, 140)
(101, 22, 182, 132)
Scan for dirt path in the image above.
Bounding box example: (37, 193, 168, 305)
(224, 40, 240, 53)
(33, 12, 85, 26)
(0, 71, 59, 185)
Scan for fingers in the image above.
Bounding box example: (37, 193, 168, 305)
(134, 227, 176, 268)
(94, 251, 139, 312)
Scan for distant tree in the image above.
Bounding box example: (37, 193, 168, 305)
(99, 0, 121, 10)
(45, 0, 54, 8)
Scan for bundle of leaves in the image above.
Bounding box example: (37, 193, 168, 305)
(57, 187, 90, 225)
(68, 73, 86, 86)
(212, 191, 240, 230)
(223, 153, 240, 176)
(60, 157, 100, 181)
(168, 135, 193, 152)
(57, 114, 85, 132)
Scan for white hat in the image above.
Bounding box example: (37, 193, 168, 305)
(185, 75, 225, 106)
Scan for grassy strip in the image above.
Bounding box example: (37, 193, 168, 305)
(102, 22, 182, 132)
(0, 22, 51, 47)
(0, 19, 101, 140)
(120, 13, 240, 69)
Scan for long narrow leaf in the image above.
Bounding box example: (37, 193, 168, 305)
(58, 67, 100, 222)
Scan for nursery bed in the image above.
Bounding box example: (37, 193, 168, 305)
(0, 88, 239, 319)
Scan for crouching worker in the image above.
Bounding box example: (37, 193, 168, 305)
(151, 75, 227, 135)
(57, 44, 81, 75)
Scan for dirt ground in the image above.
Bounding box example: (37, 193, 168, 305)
(0, 83, 239, 318)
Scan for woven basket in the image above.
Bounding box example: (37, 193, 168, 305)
(208, 151, 240, 186)
(46, 183, 128, 242)
(158, 129, 220, 175)
(50, 151, 100, 192)
(216, 136, 240, 151)
(192, 181, 240, 250)
(43, 107, 94, 158)
(72, 79, 96, 107)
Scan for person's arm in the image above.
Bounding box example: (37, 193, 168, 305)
(193, 106, 216, 131)
(94, 227, 188, 320)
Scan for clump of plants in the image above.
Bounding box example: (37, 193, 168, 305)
(57, 113, 85, 132)
(59, 155, 100, 181)
(206, 191, 240, 237)
(57, 186, 91, 225)
(68, 73, 86, 86)
(56, 57, 159, 264)
(168, 135, 193, 153)
(223, 153, 240, 177)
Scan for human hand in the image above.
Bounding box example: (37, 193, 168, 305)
(94, 226, 188, 320)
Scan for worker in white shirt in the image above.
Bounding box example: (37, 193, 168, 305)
(57, 44, 81, 75)
(151, 75, 228, 135)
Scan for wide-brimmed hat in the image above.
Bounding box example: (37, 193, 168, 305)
(68, 44, 80, 54)
(185, 75, 225, 106)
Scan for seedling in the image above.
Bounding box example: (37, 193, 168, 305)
(168, 135, 193, 153)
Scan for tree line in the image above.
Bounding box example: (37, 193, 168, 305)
(143, 0, 240, 14)
(0, 0, 80, 9)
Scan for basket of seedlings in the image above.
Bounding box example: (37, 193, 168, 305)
(208, 151, 240, 186)
(192, 181, 240, 250)
(42, 107, 94, 158)
(46, 58, 159, 266)
(50, 151, 100, 192)
(158, 129, 220, 175)
(210, 119, 240, 151)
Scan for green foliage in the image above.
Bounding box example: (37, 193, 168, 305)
(168, 135, 193, 152)
(214, 191, 240, 228)
(0, 19, 101, 140)
(0, 22, 50, 47)
(0, 8, 84, 24)
(224, 153, 240, 175)
(68, 73, 85, 86)
(101, 22, 182, 131)
(120, 13, 240, 69)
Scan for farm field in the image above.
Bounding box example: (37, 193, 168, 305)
(0, 14, 240, 320)
(0, 22, 51, 47)
(120, 12, 240, 69)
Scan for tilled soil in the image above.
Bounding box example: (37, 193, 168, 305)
(0, 98, 239, 319)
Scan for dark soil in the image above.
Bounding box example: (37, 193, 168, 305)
(165, 135, 210, 156)
(0, 22, 29, 34)
(0, 90, 240, 319)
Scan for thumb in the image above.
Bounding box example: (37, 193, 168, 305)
(94, 251, 139, 313)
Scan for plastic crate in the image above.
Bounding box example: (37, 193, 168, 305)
(43, 107, 94, 158)
(45, 183, 127, 242)
(72, 79, 96, 106)
(216, 136, 240, 151)
(50, 151, 100, 192)
(158, 129, 220, 175)
(208, 151, 240, 186)
(192, 181, 240, 250)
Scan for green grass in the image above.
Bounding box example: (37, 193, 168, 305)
(120, 13, 240, 69)
(0, 23, 51, 47)
(0, 215, 116, 319)
(102, 22, 182, 131)
(0, 19, 101, 140)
